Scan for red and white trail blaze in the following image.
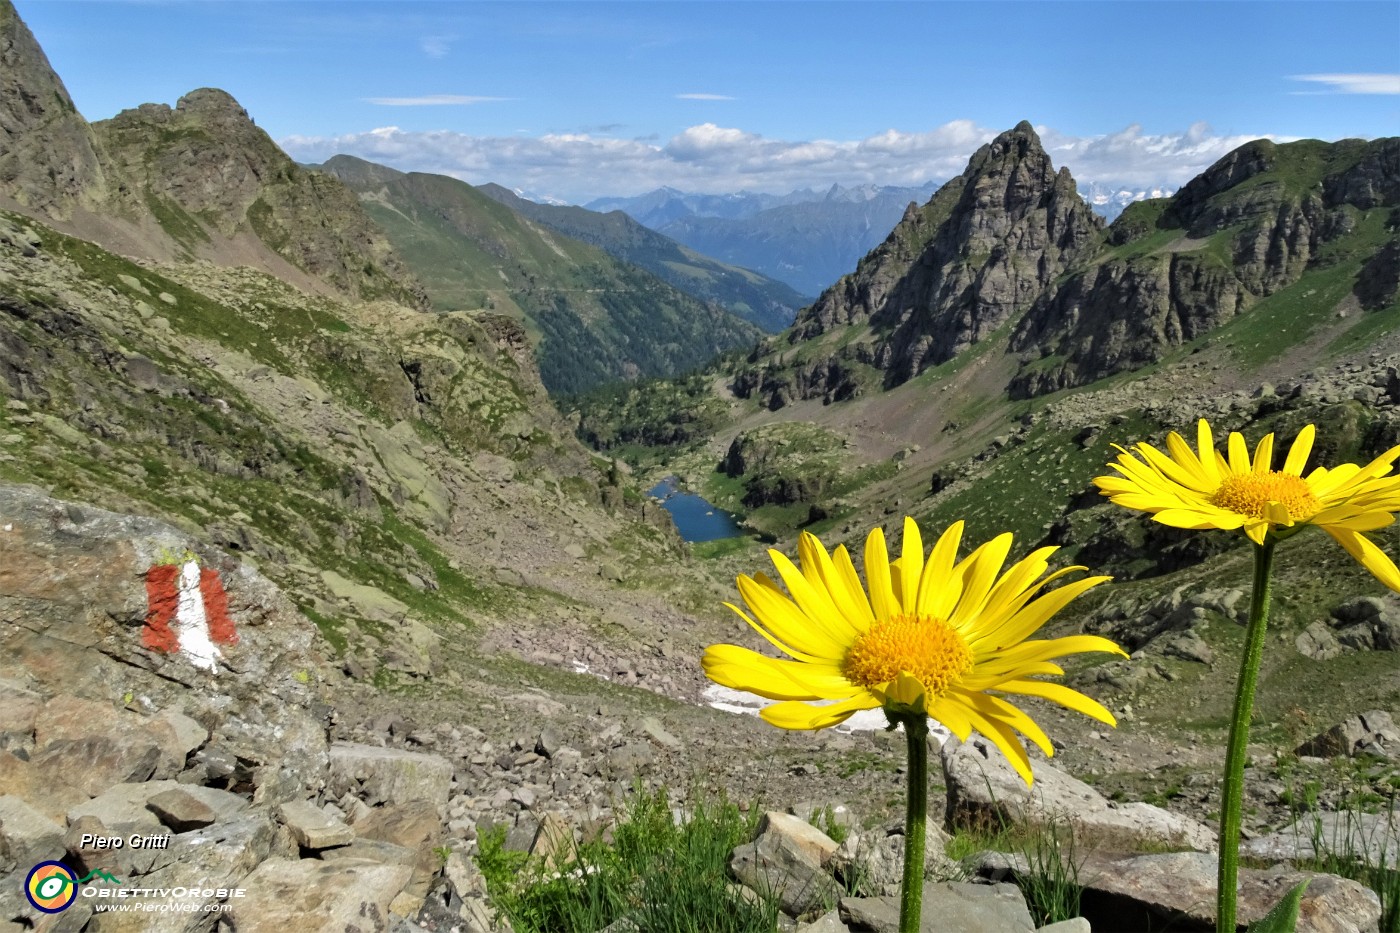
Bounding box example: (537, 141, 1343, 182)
(143, 559, 239, 671)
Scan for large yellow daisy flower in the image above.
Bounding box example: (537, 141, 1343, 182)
(702, 518, 1123, 784)
(1095, 420, 1400, 590)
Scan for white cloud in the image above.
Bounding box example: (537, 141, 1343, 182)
(280, 119, 1299, 204)
(363, 95, 511, 106)
(1038, 121, 1294, 190)
(420, 35, 455, 59)
(676, 93, 735, 101)
(1290, 73, 1400, 95)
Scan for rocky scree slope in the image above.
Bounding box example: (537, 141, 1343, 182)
(0, 0, 426, 311)
(314, 155, 762, 395)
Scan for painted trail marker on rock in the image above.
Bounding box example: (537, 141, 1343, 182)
(143, 558, 238, 671)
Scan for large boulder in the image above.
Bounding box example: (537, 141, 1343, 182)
(942, 737, 1215, 852)
(1076, 851, 1380, 933)
(1296, 711, 1400, 759)
(327, 743, 453, 816)
(0, 485, 330, 804)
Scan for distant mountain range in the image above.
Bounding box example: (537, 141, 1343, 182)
(588, 183, 941, 296)
(1078, 181, 1178, 220)
(582, 180, 1176, 296)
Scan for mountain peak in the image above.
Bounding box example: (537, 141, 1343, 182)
(774, 122, 1103, 397)
(176, 87, 250, 119)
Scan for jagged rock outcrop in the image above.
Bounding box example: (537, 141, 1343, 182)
(737, 122, 1103, 406)
(1010, 136, 1400, 397)
(92, 89, 428, 309)
(0, 0, 107, 217)
(0, 1, 427, 310)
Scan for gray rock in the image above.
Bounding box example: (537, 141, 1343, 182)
(1297, 622, 1344, 661)
(839, 881, 1034, 933)
(145, 787, 218, 832)
(0, 794, 65, 873)
(67, 780, 183, 834)
(1244, 809, 1400, 865)
(730, 820, 841, 918)
(278, 798, 355, 849)
(606, 742, 655, 776)
(328, 742, 453, 815)
(1077, 851, 1380, 933)
(942, 738, 1215, 852)
(798, 909, 852, 932)
(225, 857, 413, 932)
(1296, 711, 1400, 759)
(640, 715, 682, 750)
(1036, 919, 1090, 933)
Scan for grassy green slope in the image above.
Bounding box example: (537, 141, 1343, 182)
(322, 166, 762, 395)
(477, 183, 810, 332)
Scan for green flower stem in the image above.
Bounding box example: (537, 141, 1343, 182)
(1218, 539, 1277, 933)
(897, 713, 930, 933)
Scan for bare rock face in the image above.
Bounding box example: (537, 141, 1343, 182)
(740, 122, 1102, 406)
(0, 0, 107, 217)
(1009, 135, 1400, 398)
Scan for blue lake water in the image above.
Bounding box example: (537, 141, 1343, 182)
(647, 477, 744, 543)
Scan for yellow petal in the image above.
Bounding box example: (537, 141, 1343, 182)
(702, 643, 858, 700)
(877, 671, 928, 712)
(724, 601, 824, 664)
(927, 694, 975, 742)
(1324, 527, 1400, 592)
(768, 549, 859, 647)
(760, 694, 881, 731)
(1228, 432, 1251, 473)
(899, 517, 924, 615)
(1152, 507, 1245, 530)
(1197, 420, 1221, 483)
(735, 578, 847, 660)
(864, 525, 896, 620)
(1283, 424, 1315, 476)
(917, 521, 966, 619)
(804, 536, 875, 633)
(994, 679, 1118, 726)
(949, 533, 1014, 632)
(968, 574, 1112, 656)
(1252, 433, 1275, 474)
(961, 700, 1034, 786)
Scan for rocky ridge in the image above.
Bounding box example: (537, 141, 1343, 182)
(1010, 136, 1400, 396)
(730, 125, 1397, 411)
(0, 0, 426, 310)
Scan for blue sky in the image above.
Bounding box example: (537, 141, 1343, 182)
(17, 1, 1400, 202)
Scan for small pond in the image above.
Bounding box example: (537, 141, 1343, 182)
(646, 476, 744, 543)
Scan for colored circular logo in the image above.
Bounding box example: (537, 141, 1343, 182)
(25, 862, 76, 913)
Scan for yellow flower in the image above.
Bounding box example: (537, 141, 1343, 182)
(1095, 420, 1400, 590)
(702, 518, 1122, 784)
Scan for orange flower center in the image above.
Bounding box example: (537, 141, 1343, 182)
(842, 613, 973, 698)
(1210, 471, 1321, 522)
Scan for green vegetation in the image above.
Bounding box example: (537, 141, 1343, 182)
(322, 165, 761, 394)
(475, 182, 809, 332)
(477, 788, 781, 933)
